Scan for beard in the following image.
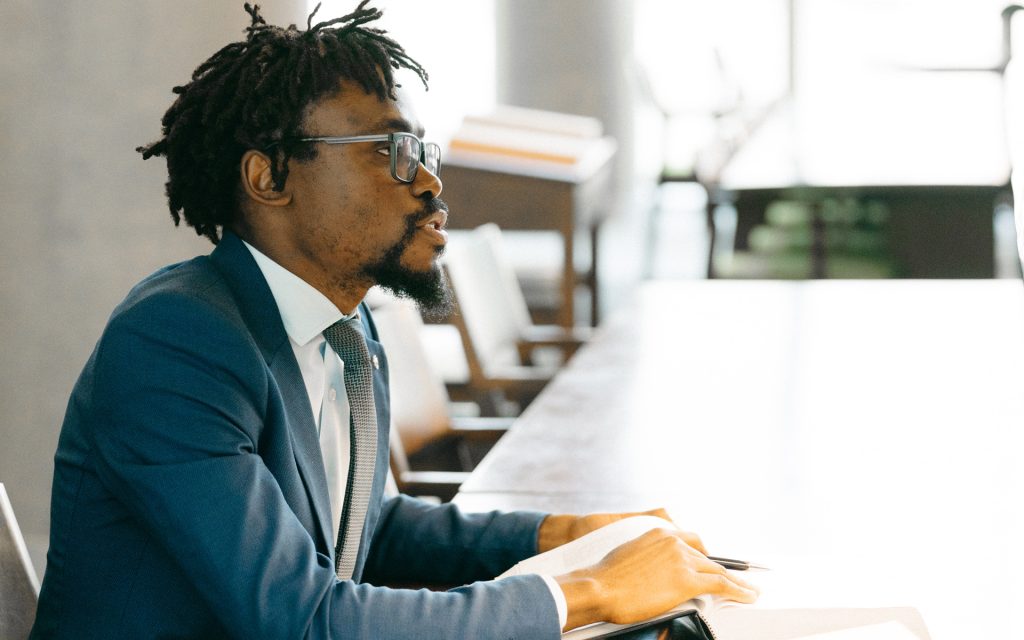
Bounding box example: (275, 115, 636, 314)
(362, 197, 454, 320)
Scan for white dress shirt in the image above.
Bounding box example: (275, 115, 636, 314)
(242, 241, 567, 628)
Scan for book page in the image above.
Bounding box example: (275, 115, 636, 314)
(499, 515, 685, 578)
(796, 621, 920, 640)
(707, 607, 930, 640)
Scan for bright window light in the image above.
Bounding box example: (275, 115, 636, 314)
(310, 1, 496, 146)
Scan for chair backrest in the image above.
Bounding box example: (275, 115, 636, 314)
(0, 483, 39, 639)
(443, 223, 534, 376)
(1005, 9, 1024, 274)
(371, 299, 453, 456)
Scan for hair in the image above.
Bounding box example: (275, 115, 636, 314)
(136, 1, 429, 244)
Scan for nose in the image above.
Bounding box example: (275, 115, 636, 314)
(411, 162, 442, 199)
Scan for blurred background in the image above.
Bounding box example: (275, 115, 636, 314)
(3, 0, 1023, 578)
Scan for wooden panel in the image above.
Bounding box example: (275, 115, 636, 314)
(441, 166, 576, 233)
(438, 158, 615, 327)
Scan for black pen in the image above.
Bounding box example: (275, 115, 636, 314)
(708, 556, 770, 571)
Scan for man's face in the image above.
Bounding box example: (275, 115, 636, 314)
(280, 82, 451, 315)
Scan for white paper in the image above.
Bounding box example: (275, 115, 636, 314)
(796, 621, 919, 640)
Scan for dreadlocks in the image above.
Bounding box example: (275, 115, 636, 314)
(136, 1, 429, 244)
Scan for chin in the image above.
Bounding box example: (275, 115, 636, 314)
(369, 262, 453, 319)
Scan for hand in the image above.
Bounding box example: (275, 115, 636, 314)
(538, 508, 706, 554)
(556, 527, 759, 631)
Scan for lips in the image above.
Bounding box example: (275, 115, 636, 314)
(417, 209, 448, 231)
(415, 209, 449, 243)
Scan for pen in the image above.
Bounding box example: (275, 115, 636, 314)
(708, 556, 770, 571)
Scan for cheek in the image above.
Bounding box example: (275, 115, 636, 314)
(360, 193, 409, 241)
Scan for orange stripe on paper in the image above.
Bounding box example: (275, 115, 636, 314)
(449, 139, 578, 165)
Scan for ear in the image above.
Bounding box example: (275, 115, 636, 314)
(240, 150, 292, 207)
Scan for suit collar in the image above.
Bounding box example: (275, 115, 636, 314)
(209, 231, 335, 552)
(241, 239, 350, 347)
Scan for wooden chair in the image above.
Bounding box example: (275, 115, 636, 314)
(633, 56, 780, 278)
(442, 223, 592, 413)
(371, 299, 512, 502)
(1, 483, 39, 639)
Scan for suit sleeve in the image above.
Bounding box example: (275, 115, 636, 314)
(87, 291, 561, 640)
(363, 494, 548, 585)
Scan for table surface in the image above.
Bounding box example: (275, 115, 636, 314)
(454, 280, 1024, 639)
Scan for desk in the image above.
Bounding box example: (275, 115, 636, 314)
(716, 96, 1011, 277)
(454, 280, 1024, 639)
(440, 144, 616, 327)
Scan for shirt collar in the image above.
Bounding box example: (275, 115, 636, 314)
(242, 240, 358, 347)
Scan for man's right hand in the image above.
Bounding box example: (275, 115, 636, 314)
(555, 527, 759, 632)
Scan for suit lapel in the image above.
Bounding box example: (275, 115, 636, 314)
(210, 232, 334, 554)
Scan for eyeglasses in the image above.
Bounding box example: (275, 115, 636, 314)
(295, 132, 441, 183)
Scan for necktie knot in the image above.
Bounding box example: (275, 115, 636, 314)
(323, 317, 369, 367)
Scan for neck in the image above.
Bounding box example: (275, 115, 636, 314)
(232, 223, 369, 316)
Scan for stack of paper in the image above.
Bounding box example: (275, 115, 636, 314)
(446, 105, 617, 181)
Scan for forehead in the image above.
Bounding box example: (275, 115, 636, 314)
(302, 83, 425, 137)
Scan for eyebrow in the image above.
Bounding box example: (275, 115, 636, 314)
(370, 117, 426, 139)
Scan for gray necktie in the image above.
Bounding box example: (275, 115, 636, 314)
(323, 316, 378, 580)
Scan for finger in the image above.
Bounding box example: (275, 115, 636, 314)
(687, 554, 761, 593)
(691, 554, 729, 575)
(640, 507, 674, 524)
(723, 570, 760, 595)
(679, 531, 706, 555)
(695, 571, 760, 604)
(669, 529, 708, 555)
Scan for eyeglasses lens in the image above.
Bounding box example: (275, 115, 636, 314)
(395, 135, 419, 182)
(424, 143, 441, 177)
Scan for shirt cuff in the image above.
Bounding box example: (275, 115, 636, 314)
(539, 574, 569, 631)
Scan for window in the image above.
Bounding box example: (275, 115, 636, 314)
(312, 0, 496, 145)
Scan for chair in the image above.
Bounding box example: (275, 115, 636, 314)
(442, 223, 592, 412)
(633, 56, 780, 278)
(371, 299, 513, 502)
(1, 483, 39, 640)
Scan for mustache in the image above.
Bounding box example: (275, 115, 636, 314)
(409, 196, 449, 226)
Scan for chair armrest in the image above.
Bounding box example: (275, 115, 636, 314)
(448, 416, 514, 443)
(520, 324, 594, 345)
(517, 325, 593, 363)
(395, 470, 470, 503)
(482, 365, 556, 384)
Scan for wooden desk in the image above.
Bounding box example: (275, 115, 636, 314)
(454, 280, 1024, 639)
(440, 145, 616, 327)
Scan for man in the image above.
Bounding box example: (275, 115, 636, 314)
(30, 3, 756, 638)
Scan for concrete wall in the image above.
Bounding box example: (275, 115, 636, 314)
(496, 0, 635, 194)
(0, 0, 307, 575)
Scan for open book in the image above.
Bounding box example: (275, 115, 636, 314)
(498, 516, 931, 640)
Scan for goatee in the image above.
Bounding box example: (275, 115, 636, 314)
(363, 198, 454, 320)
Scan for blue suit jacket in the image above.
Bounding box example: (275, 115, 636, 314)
(31, 233, 560, 639)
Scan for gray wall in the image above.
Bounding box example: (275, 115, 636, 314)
(0, 0, 306, 575)
(496, 0, 635, 194)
